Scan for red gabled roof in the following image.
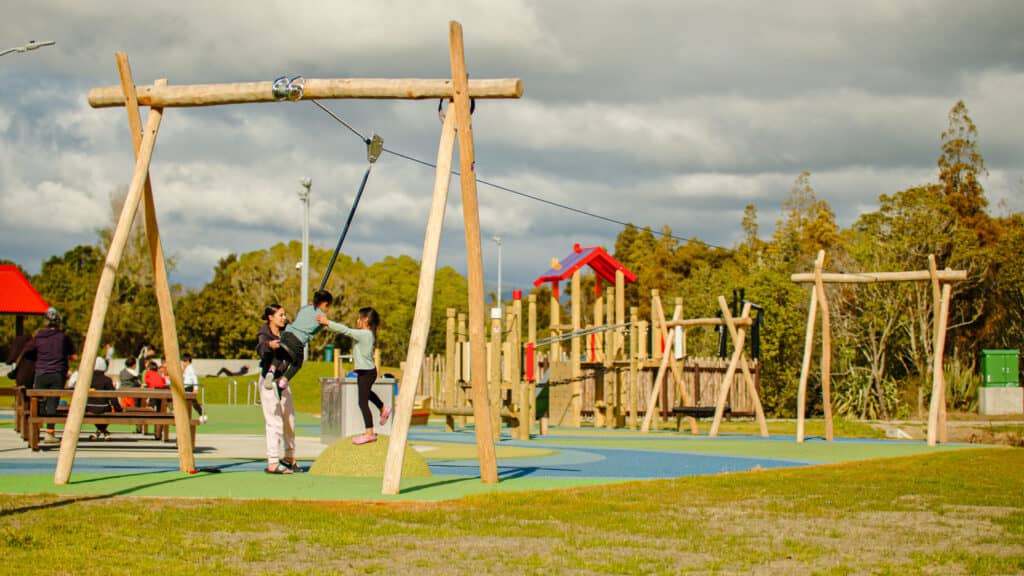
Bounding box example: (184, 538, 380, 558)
(0, 265, 48, 315)
(533, 244, 637, 287)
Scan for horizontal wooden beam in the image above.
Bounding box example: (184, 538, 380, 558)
(665, 317, 753, 328)
(790, 270, 967, 284)
(88, 77, 523, 108)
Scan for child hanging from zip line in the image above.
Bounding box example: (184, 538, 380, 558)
(261, 290, 343, 391)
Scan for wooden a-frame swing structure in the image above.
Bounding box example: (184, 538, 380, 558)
(55, 21, 521, 495)
(791, 250, 966, 446)
(639, 294, 769, 437)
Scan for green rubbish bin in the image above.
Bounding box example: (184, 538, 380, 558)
(980, 350, 1019, 387)
(324, 344, 335, 363)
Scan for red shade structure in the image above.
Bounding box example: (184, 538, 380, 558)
(533, 243, 637, 297)
(0, 265, 48, 315)
(0, 264, 48, 337)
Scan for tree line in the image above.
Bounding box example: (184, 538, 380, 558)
(608, 101, 1022, 419)
(4, 101, 1019, 419)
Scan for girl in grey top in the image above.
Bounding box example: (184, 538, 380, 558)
(345, 307, 386, 445)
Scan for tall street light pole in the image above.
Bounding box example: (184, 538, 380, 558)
(492, 236, 503, 315)
(299, 178, 312, 360)
(299, 178, 312, 306)
(0, 40, 56, 58)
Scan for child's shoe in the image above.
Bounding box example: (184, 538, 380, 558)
(380, 406, 391, 426)
(260, 369, 276, 390)
(351, 434, 377, 445)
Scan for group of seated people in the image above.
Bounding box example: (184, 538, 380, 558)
(82, 350, 207, 441)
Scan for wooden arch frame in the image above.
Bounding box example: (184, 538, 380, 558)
(792, 250, 966, 445)
(55, 22, 522, 496)
(640, 294, 769, 437)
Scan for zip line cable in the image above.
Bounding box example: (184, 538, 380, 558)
(308, 100, 729, 251)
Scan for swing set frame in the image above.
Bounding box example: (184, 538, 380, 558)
(54, 22, 522, 496)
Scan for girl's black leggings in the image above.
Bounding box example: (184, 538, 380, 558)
(278, 331, 305, 381)
(356, 368, 383, 429)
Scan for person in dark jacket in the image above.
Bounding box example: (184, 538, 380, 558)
(118, 355, 141, 408)
(86, 357, 121, 441)
(26, 308, 74, 444)
(256, 304, 300, 474)
(6, 333, 36, 388)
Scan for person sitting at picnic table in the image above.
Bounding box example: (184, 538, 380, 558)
(86, 357, 122, 441)
(144, 360, 167, 409)
(144, 360, 168, 389)
(118, 355, 141, 407)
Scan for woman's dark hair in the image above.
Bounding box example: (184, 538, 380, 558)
(313, 290, 333, 307)
(125, 356, 136, 367)
(147, 361, 159, 371)
(263, 304, 282, 322)
(359, 307, 380, 334)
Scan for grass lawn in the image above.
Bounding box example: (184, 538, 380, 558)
(1, 448, 1021, 574)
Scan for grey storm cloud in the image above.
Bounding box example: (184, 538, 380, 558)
(1, 0, 1022, 290)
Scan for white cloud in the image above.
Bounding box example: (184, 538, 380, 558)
(1, 1, 1022, 289)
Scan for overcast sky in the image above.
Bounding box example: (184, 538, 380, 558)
(1, 1, 1022, 294)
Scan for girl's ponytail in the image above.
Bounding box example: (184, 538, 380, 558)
(359, 307, 380, 335)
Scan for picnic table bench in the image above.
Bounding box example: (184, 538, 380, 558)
(20, 388, 202, 451)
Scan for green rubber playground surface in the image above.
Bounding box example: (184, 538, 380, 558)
(0, 402, 982, 502)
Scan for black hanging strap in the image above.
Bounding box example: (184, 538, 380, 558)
(319, 134, 384, 291)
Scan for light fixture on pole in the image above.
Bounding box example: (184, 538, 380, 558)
(0, 40, 56, 58)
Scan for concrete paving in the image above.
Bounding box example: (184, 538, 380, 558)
(0, 407, 327, 461)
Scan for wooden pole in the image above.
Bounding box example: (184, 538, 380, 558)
(527, 294, 537, 438)
(629, 307, 639, 430)
(445, 309, 456, 409)
(926, 256, 948, 444)
(570, 270, 582, 427)
(926, 255, 953, 446)
(550, 288, 561, 362)
(513, 296, 527, 440)
(448, 20, 498, 484)
(791, 270, 967, 284)
(593, 284, 604, 426)
(668, 297, 696, 434)
(605, 286, 616, 429)
(709, 299, 752, 437)
(615, 270, 625, 358)
(54, 99, 164, 485)
(489, 317, 502, 441)
(813, 250, 834, 442)
(457, 312, 468, 428)
(89, 77, 523, 108)
(937, 282, 952, 443)
(114, 61, 195, 471)
(381, 104, 459, 495)
(718, 299, 768, 437)
(641, 301, 682, 432)
(651, 290, 662, 363)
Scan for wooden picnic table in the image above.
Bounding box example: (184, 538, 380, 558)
(21, 388, 202, 451)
